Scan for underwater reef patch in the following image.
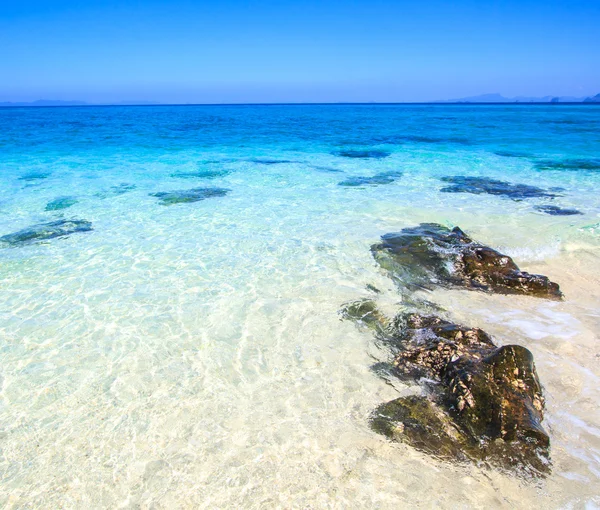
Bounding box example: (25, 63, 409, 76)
(440, 176, 558, 200)
(150, 187, 230, 205)
(1, 219, 92, 246)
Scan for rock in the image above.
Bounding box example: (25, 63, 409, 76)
(338, 171, 402, 187)
(371, 223, 562, 299)
(19, 172, 51, 181)
(339, 299, 390, 331)
(0, 219, 93, 246)
(371, 396, 470, 461)
(371, 313, 550, 475)
(440, 176, 558, 199)
(45, 196, 78, 211)
(150, 187, 230, 205)
(534, 204, 583, 216)
(534, 159, 600, 171)
(333, 150, 391, 159)
(171, 169, 230, 179)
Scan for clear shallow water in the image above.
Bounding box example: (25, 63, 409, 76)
(0, 105, 599, 508)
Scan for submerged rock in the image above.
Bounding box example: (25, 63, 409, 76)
(372, 223, 562, 299)
(340, 299, 390, 331)
(333, 150, 391, 159)
(534, 158, 600, 172)
(534, 204, 583, 216)
(45, 196, 78, 211)
(0, 219, 93, 246)
(371, 313, 550, 475)
(338, 171, 402, 187)
(440, 176, 558, 200)
(19, 172, 51, 181)
(150, 187, 230, 205)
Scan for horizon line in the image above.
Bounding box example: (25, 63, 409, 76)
(2, 101, 600, 109)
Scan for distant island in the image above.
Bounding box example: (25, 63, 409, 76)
(434, 92, 600, 103)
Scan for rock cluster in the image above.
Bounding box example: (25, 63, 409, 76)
(343, 224, 561, 476)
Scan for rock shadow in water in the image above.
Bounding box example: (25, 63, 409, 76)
(150, 187, 230, 205)
(0, 219, 93, 246)
(440, 176, 559, 200)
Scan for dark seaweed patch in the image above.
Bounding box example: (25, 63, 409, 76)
(171, 169, 230, 179)
(494, 150, 531, 158)
(338, 171, 402, 187)
(150, 187, 230, 205)
(246, 159, 294, 165)
(19, 172, 51, 181)
(1, 219, 92, 246)
(45, 196, 78, 211)
(534, 159, 600, 171)
(333, 150, 391, 159)
(440, 176, 558, 199)
(534, 205, 583, 216)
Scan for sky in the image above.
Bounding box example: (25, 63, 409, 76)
(0, 0, 599, 103)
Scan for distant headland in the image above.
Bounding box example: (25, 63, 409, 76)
(434, 92, 600, 103)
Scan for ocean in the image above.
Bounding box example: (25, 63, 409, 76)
(0, 104, 599, 508)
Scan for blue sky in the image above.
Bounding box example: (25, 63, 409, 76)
(1, 0, 599, 103)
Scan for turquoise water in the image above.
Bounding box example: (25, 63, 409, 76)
(1, 105, 599, 508)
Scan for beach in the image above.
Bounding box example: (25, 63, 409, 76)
(0, 104, 599, 508)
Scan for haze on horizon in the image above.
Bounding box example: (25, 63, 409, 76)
(1, 0, 599, 104)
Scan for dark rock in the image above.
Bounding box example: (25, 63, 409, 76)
(372, 223, 562, 299)
(1, 219, 93, 246)
(333, 150, 391, 159)
(371, 313, 550, 475)
(45, 196, 78, 211)
(366, 283, 381, 294)
(372, 396, 470, 461)
(534, 205, 583, 216)
(338, 171, 402, 187)
(339, 299, 390, 331)
(150, 187, 230, 205)
(440, 176, 558, 200)
(534, 159, 600, 171)
(171, 169, 230, 179)
(19, 172, 51, 181)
